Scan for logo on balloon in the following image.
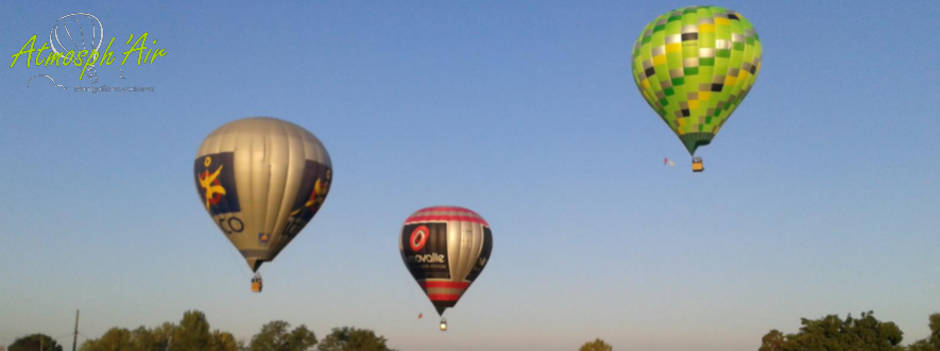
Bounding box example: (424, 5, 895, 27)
(194, 152, 241, 215)
(409, 225, 429, 252)
(282, 162, 331, 239)
(304, 170, 331, 213)
(288, 165, 331, 218)
(406, 253, 445, 264)
(401, 223, 451, 279)
(258, 232, 270, 245)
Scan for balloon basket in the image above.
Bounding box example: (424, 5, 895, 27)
(251, 275, 263, 293)
(692, 157, 704, 172)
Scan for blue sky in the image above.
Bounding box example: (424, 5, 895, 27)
(1, 1, 939, 350)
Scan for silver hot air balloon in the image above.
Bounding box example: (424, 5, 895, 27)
(194, 117, 332, 292)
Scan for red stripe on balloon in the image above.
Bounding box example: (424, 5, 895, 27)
(419, 281, 470, 289)
(405, 215, 489, 226)
(418, 206, 477, 214)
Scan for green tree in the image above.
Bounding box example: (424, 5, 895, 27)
(906, 313, 940, 351)
(171, 310, 211, 351)
(760, 311, 903, 351)
(578, 338, 612, 351)
(758, 329, 785, 351)
(210, 330, 240, 351)
(79, 328, 134, 351)
(129, 326, 157, 351)
(931, 314, 940, 339)
(9, 334, 62, 351)
(249, 321, 317, 351)
(150, 322, 176, 350)
(74, 310, 233, 351)
(910, 340, 933, 351)
(317, 327, 395, 351)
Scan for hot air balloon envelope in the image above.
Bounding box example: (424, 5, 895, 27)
(194, 117, 332, 274)
(399, 206, 493, 316)
(631, 6, 762, 156)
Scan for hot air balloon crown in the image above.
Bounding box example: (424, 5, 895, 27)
(403, 206, 490, 227)
(200, 117, 332, 164)
(631, 5, 761, 156)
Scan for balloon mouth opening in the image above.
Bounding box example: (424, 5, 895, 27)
(679, 132, 714, 155)
(250, 259, 265, 272)
(433, 303, 450, 316)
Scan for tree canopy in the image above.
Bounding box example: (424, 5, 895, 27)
(64, 310, 396, 351)
(172, 310, 211, 351)
(9, 333, 62, 351)
(760, 311, 908, 351)
(317, 327, 396, 351)
(248, 320, 317, 351)
(78, 310, 238, 351)
(13, 309, 940, 351)
(906, 314, 940, 351)
(579, 338, 612, 351)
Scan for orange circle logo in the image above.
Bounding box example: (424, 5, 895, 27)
(409, 225, 429, 252)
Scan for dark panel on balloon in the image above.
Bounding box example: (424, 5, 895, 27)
(465, 227, 492, 282)
(194, 152, 241, 216)
(400, 223, 450, 280)
(280, 161, 332, 240)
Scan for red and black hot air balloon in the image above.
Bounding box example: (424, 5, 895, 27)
(399, 206, 493, 331)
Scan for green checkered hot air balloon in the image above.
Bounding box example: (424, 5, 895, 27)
(631, 6, 761, 171)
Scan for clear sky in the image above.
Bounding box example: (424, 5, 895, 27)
(1, 1, 939, 350)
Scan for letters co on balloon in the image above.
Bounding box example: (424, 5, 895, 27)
(399, 206, 493, 328)
(631, 6, 761, 170)
(194, 117, 332, 291)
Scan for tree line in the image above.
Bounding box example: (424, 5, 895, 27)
(6, 310, 395, 351)
(9, 310, 939, 350)
(760, 311, 940, 351)
(576, 311, 940, 351)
